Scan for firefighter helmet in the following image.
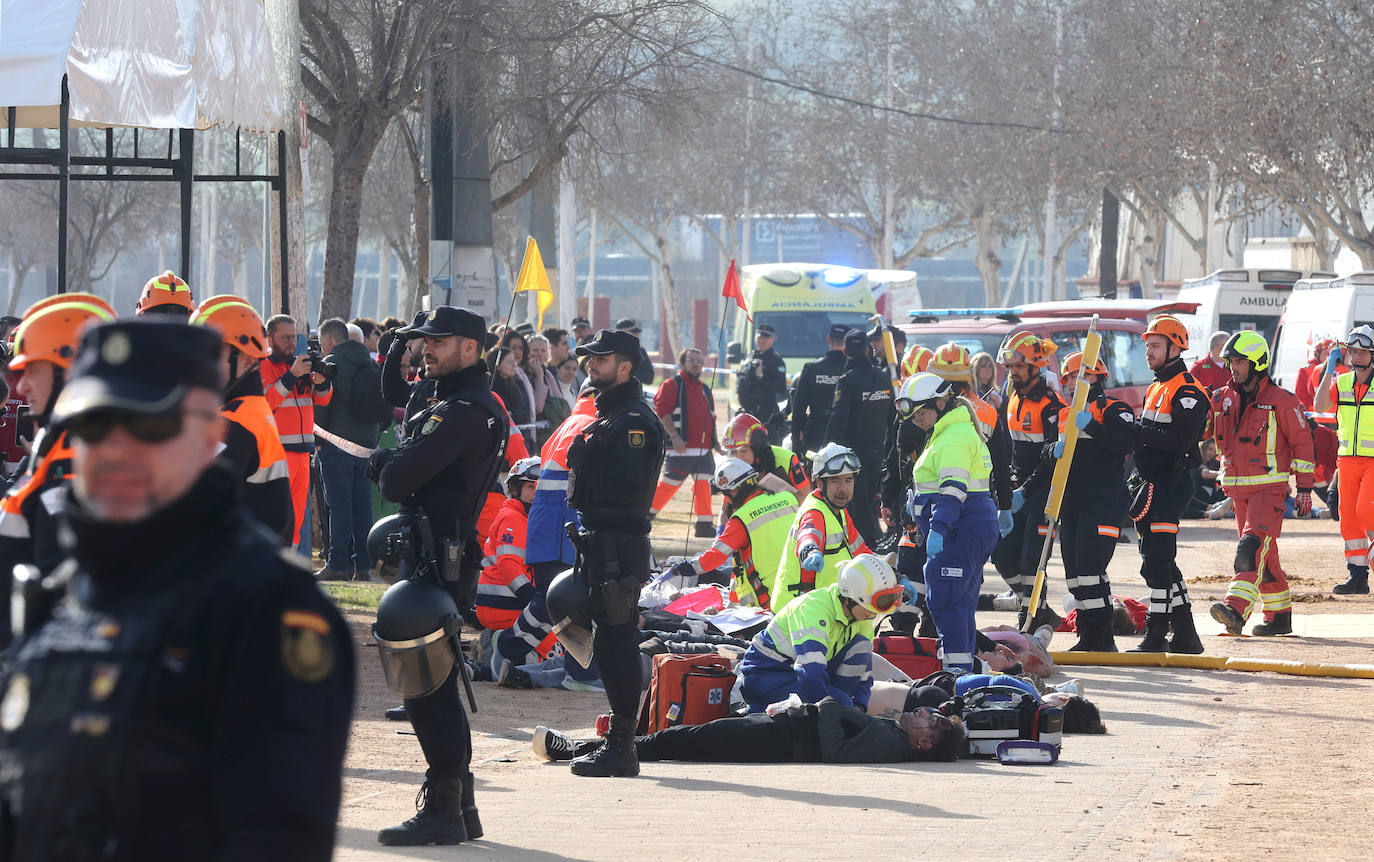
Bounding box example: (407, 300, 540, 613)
(135, 271, 195, 316)
(809, 442, 860, 478)
(1143, 315, 1189, 351)
(901, 345, 934, 378)
(712, 457, 759, 493)
(8, 299, 117, 372)
(896, 372, 953, 416)
(998, 330, 1057, 368)
(837, 553, 903, 614)
(927, 342, 973, 382)
(1222, 330, 1271, 373)
(1059, 351, 1109, 383)
(723, 412, 768, 449)
(190, 297, 270, 359)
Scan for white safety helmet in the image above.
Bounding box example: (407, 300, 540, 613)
(895, 372, 953, 417)
(1346, 325, 1374, 351)
(809, 442, 861, 479)
(506, 456, 542, 494)
(712, 457, 758, 493)
(837, 553, 903, 614)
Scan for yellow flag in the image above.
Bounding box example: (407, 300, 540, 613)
(514, 236, 555, 329)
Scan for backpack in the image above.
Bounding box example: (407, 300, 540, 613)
(636, 653, 735, 734)
(348, 360, 392, 425)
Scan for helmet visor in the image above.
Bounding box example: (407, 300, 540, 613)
(373, 625, 457, 699)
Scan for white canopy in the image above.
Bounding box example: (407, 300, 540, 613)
(0, 0, 285, 132)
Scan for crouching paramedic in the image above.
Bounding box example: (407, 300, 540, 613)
(740, 554, 900, 713)
(904, 373, 1000, 672)
(1314, 326, 1374, 594)
(667, 458, 797, 610)
(476, 457, 541, 635)
(1207, 331, 1314, 637)
(772, 443, 872, 611)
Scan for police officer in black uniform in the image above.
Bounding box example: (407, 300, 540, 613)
(825, 329, 895, 546)
(560, 329, 666, 777)
(0, 320, 354, 861)
(791, 323, 850, 454)
(367, 307, 506, 845)
(736, 323, 790, 444)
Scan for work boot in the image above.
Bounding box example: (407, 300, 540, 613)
(377, 779, 467, 846)
(497, 660, 534, 690)
(312, 567, 349, 582)
(1251, 611, 1293, 637)
(1209, 602, 1245, 636)
(1168, 606, 1205, 654)
(460, 772, 483, 840)
(1029, 602, 1063, 633)
(917, 607, 938, 639)
(1069, 616, 1117, 652)
(1333, 567, 1370, 595)
(570, 714, 639, 777)
(384, 704, 408, 721)
(1127, 613, 1169, 652)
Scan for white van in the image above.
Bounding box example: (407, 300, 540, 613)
(1176, 268, 1334, 361)
(1273, 272, 1374, 391)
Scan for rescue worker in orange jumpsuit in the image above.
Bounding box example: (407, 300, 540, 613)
(0, 295, 117, 643)
(133, 270, 195, 320)
(991, 330, 1065, 625)
(191, 296, 293, 543)
(650, 347, 719, 537)
(1314, 325, 1374, 594)
(261, 314, 333, 548)
(477, 456, 542, 633)
(1129, 315, 1210, 653)
(1206, 331, 1315, 637)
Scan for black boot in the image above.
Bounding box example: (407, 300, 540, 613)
(569, 714, 639, 777)
(1167, 605, 1205, 654)
(1251, 611, 1293, 636)
(460, 772, 482, 840)
(1209, 602, 1245, 636)
(916, 601, 938, 639)
(1127, 613, 1169, 652)
(377, 779, 467, 846)
(1333, 566, 1370, 595)
(1069, 615, 1117, 652)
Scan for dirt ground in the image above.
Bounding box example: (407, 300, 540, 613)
(331, 497, 1374, 860)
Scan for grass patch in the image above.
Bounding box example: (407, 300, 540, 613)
(321, 581, 387, 612)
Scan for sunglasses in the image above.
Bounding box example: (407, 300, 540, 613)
(67, 408, 219, 444)
(872, 585, 905, 612)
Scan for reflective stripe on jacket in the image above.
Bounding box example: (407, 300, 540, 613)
(740, 583, 874, 710)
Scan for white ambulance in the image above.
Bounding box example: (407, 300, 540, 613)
(1272, 272, 1374, 391)
(1175, 268, 1333, 361)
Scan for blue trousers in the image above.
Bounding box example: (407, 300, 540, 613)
(925, 503, 1000, 672)
(318, 441, 373, 574)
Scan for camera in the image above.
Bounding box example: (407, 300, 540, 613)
(305, 335, 338, 380)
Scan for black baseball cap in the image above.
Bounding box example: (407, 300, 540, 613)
(828, 323, 851, 340)
(515, 322, 535, 335)
(52, 321, 222, 421)
(576, 329, 642, 364)
(399, 306, 497, 348)
(614, 317, 642, 334)
(571, 316, 591, 328)
(756, 323, 776, 336)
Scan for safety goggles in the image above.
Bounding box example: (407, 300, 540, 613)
(871, 584, 905, 612)
(896, 397, 936, 418)
(66, 408, 219, 444)
(816, 451, 861, 476)
(998, 348, 1028, 365)
(1347, 331, 1374, 351)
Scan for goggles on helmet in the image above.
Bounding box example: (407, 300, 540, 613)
(815, 451, 861, 477)
(871, 584, 905, 612)
(1347, 329, 1374, 351)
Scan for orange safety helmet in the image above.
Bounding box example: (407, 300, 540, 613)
(190, 296, 270, 359)
(927, 342, 973, 382)
(998, 330, 1057, 368)
(9, 299, 117, 371)
(136, 271, 195, 316)
(723, 412, 768, 450)
(900, 345, 934, 378)
(1059, 351, 1108, 383)
(21, 292, 117, 321)
(1142, 315, 1189, 351)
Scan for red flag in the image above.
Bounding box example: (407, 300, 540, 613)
(722, 259, 750, 320)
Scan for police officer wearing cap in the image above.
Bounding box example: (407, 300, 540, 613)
(556, 328, 666, 777)
(791, 323, 850, 454)
(0, 320, 354, 860)
(736, 323, 790, 445)
(367, 306, 507, 845)
(826, 328, 895, 546)
(615, 318, 655, 385)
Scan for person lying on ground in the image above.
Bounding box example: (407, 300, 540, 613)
(902, 671, 1107, 734)
(532, 695, 967, 765)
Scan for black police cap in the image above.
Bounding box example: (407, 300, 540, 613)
(756, 323, 776, 336)
(575, 329, 641, 363)
(399, 306, 497, 348)
(828, 323, 851, 340)
(52, 320, 222, 422)
(571, 316, 591, 328)
(614, 317, 642, 334)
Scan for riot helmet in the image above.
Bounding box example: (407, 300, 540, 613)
(373, 578, 462, 698)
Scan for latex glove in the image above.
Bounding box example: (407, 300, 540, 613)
(1011, 488, 1026, 514)
(1327, 347, 1344, 375)
(1052, 439, 1065, 459)
(899, 577, 919, 605)
(1296, 490, 1313, 517)
(925, 530, 945, 557)
(801, 546, 824, 572)
(1074, 410, 1093, 431)
(998, 509, 1014, 538)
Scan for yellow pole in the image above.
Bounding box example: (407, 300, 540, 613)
(1050, 650, 1374, 679)
(1023, 315, 1101, 630)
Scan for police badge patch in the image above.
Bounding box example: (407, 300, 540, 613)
(421, 415, 443, 436)
(628, 430, 645, 448)
(281, 610, 335, 683)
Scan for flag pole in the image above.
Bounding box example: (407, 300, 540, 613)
(712, 299, 731, 391)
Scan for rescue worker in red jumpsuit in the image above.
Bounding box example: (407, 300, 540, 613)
(650, 347, 718, 537)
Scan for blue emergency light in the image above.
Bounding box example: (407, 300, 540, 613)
(908, 307, 1024, 319)
(821, 267, 863, 287)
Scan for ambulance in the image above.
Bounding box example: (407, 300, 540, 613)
(1175, 268, 1333, 361)
(1272, 272, 1374, 391)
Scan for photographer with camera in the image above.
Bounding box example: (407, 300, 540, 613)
(262, 315, 334, 552)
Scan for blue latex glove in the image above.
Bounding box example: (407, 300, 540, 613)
(1011, 488, 1026, 514)
(1074, 410, 1093, 431)
(1052, 439, 1065, 459)
(1327, 347, 1343, 375)
(998, 509, 1014, 537)
(925, 530, 945, 557)
(802, 546, 824, 571)
(898, 577, 919, 605)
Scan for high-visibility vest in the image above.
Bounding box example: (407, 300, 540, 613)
(912, 407, 992, 501)
(1335, 370, 1374, 457)
(730, 490, 798, 610)
(772, 492, 857, 612)
(223, 395, 289, 485)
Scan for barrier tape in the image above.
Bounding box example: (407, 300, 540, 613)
(313, 425, 377, 458)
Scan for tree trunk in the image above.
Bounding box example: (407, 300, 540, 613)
(1100, 188, 1120, 300)
(971, 211, 1002, 306)
(409, 166, 431, 319)
(585, 208, 598, 311)
(377, 244, 392, 320)
(6, 260, 28, 315)
(655, 228, 682, 364)
(320, 148, 370, 321)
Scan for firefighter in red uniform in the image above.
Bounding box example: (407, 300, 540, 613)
(1206, 331, 1315, 638)
(721, 412, 810, 504)
(1130, 315, 1210, 653)
(650, 347, 719, 537)
(191, 296, 293, 542)
(991, 330, 1065, 626)
(261, 314, 333, 547)
(477, 456, 541, 632)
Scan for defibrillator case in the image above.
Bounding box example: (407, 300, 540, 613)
(961, 685, 1064, 757)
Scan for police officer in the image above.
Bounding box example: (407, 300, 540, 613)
(0, 320, 354, 859)
(825, 328, 894, 546)
(736, 323, 790, 444)
(368, 306, 506, 844)
(560, 328, 667, 777)
(791, 323, 849, 454)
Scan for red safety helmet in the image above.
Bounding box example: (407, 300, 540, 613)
(723, 412, 768, 450)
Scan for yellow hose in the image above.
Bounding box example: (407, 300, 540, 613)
(1050, 650, 1374, 679)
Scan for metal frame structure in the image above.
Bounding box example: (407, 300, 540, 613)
(0, 75, 291, 314)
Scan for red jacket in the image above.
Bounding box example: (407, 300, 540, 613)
(653, 373, 716, 452)
(1208, 377, 1315, 492)
(1295, 360, 1320, 410)
(1189, 356, 1231, 392)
